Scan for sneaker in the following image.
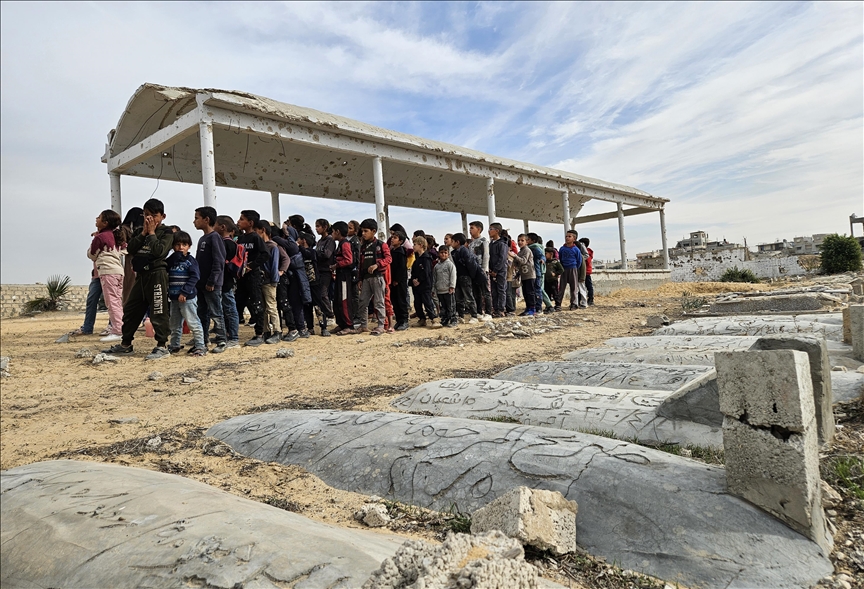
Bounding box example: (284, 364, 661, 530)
(481, 314, 493, 321)
(99, 333, 122, 343)
(417, 319, 427, 327)
(570, 305, 578, 311)
(245, 336, 265, 347)
(265, 333, 282, 345)
(320, 329, 331, 337)
(554, 306, 562, 312)
(69, 328, 93, 336)
(145, 346, 170, 360)
(211, 342, 227, 354)
(102, 343, 133, 355)
(299, 329, 311, 338)
(225, 340, 240, 348)
(99, 327, 112, 336)
(468, 317, 479, 324)
(395, 323, 408, 331)
(188, 347, 207, 357)
(525, 310, 535, 316)
(282, 330, 300, 342)
(371, 326, 385, 336)
(186, 345, 205, 354)
(168, 346, 183, 354)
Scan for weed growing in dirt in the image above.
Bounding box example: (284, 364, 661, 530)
(823, 455, 864, 500)
(680, 290, 708, 313)
(263, 496, 302, 512)
(577, 428, 725, 465)
(380, 499, 472, 538)
(476, 415, 522, 424)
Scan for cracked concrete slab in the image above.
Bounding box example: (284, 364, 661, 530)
(494, 361, 714, 391)
(391, 379, 722, 448)
(563, 347, 720, 365)
(0, 460, 405, 589)
(208, 410, 831, 589)
(652, 313, 844, 341)
(603, 335, 758, 350)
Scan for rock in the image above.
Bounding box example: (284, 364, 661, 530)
(91, 353, 120, 365)
(147, 371, 163, 381)
(363, 530, 539, 589)
(480, 336, 491, 344)
(820, 481, 842, 509)
(108, 417, 140, 425)
(208, 410, 832, 589)
(75, 348, 93, 358)
(645, 315, 669, 328)
(357, 338, 366, 343)
(275, 348, 295, 358)
(181, 376, 198, 384)
(832, 366, 848, 372)
(0, 356, 9, 371)
(1, 460, 405, 589)
(146, 436, 162, 448)
(54, 334, 70, 344)
(511, 330, 531, 338)
(470, 487, 578, 555)
(392, 342, 403, 347)
(357, 503, 391, 527)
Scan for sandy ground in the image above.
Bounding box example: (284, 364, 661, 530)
(2, 280, 860, 588)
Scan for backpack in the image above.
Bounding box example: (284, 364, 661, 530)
(349, 238, 363, 284)
(226, 242, 248, 278)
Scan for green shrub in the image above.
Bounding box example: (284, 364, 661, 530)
(820, 234, 863, 274)
(680, 290, 708, 312)
(719, 266, 759, 283)
(25, 274, 71, 313)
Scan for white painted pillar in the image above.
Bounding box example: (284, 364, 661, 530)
(617, 202, 628, 270)
(461, 211, 469, 236)
(486, 178, 496, 225)
(109, 172, 122, 214)
(199, 121, 217, 207)
(372, 156, 386, 240)
(384, 204, 390, 233)
(270, 192, 281, 225)
(562, 190, 571, 236)
(523, 220, 530, 235)
(659, 208, 669, 270)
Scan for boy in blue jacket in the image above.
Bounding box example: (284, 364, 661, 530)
(166, 231, 206, 356)
(555, 230, 583, 311)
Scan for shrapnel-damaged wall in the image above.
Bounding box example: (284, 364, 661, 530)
(592, 269, 671, 295)
(670, 248, 810, 282)
(0, 284, 89, 318)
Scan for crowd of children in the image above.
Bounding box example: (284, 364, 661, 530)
(76, 197, 594, 360)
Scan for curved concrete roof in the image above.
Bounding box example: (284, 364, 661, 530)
(105, 83, 666, 223)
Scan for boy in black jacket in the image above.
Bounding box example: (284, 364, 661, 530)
(388, 231, 410, 331)
(450, 233, 479, 323)
(235, 210, 271, 346)
(411, 236, 437, 326)
(103, 198, 174, 360)
(487, 223, 509, 318)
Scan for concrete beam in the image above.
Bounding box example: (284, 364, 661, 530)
(199, 120, 217, 207)
(107, 108, 200, 173)
(373, 156, 386, 240)
(573, 206, 655, 225)
(270, 192, 281, 225)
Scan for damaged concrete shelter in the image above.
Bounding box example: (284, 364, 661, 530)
(102, 84, 671, 292)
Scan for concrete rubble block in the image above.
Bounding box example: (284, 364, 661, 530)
(392, 379, 722, 448)
(749, 336, 834, 444)
(831, 371, 864, 403)
(852, 278, 864, 296)
(494, 360, 714, 391)
(656, 369, 722, 426)
(355, 503, 391, 527)
(209, 410, 832, 589)
(843, 307, 852, 343)
(716, 350, 831, 554)
(715, 350, 815, 431)
(645, 314, 669, 328)
(470, 487, 578, 555)
(851, 305, 864, 362)
(363, 530, 542, 589)
(1, 460, 406, 589)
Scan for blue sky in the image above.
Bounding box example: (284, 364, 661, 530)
(1, 1, 862, 284)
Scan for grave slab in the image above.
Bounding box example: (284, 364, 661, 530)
(1, 460, 405, 589)
(709, 294, 828, 314)
(832, 371, 864, 403)
(208, 410, 831, 589)
(604, 335, 757, 350)
(494, 360, 713, 391)
(653, 314, 844, 341)
(563, 347, 718, 366)
(391, 379, 722, 447)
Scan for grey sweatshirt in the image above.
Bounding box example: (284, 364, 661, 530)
(433, 257, 457, 293)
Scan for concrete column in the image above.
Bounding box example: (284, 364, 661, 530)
(659, 208, 669, 270)
(373, 156, 386, 240)
(199, 121, 217, 207)
(461, 212, 469, 236)
(617, 202, 628, 269)
(486, 178, 497, 226)
(562, 190, 571, 236)
(270, 192, 281, 225)
(384, 204, 390, 233)
(109, 172, 122, 214)
(851, 305, 864, 362)
(523, 220, 530, 235)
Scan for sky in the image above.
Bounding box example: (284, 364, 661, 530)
(1, 1, 862, 284)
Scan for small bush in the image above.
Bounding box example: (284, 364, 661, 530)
(820, 234, 863, 274)
(719, 266, 759, 283)
(680, 290, 708, 313)
(25, 274, 72, 313)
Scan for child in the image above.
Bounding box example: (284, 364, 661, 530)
(166, 231, 206, 356)
(578, 237, 594, 306)
(193, 206, 227, 353)
(314, 219, 336, 325)
(83, 209, 126, 341)
(411, 236, 437, 326)
(255, 220, 287, 344)
(433, 245, 457, 327)
(487, 223, 509, 318)
(468, 221, 493, 320)
(512, 235, 537, 316)
(330, 221, 357, 335)
(273, 227, 310, 341)
(103, 198, 174, 360)
(388, 232, 411, 331)
(555, 230, 583, 311)
(297, 232, 327, 337)
(215, 215, 240, 347)
(544, 248, 563, 312)
(526, 233, 546, 315)
(450, 233, 479, 323)
(235, 210, 270, 346)
(355, 218, 392, 336)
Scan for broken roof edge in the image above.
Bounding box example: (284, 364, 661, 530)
(111, 83, 667, 206)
